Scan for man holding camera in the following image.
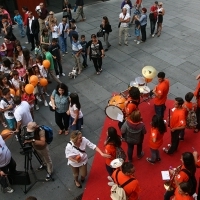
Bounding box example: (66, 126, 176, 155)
(24, 122, 53, 181)
(0, 132, 18, 193)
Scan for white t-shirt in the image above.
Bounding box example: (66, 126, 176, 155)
(69, 103, 83, 119)
(52, 25, 58, 38)
(0, 65, 11, 74)
(14, 101, 33, 126)
(11, 78, 20, 90)
(38, 64, 47, 78)
(119, 12, 130, 28)
(0, 97, 15, 119)
(0, 135, 11, 167)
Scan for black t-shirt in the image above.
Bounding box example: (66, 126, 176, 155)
(49, 44, 60, 59)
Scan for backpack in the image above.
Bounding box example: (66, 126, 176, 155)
(111, 169, 135, 200)
(181, 169, 197, 196)
(40, 125, 53, 144)
(185, 106, 197, 128)
(116, 147, 126, 161)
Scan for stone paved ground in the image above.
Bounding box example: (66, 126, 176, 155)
(2, 0, 200, 199)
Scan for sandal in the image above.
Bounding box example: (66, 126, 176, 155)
(65, 130, 69, 135)
(96, 72, 100, 75)
(58, 130, 63, 135)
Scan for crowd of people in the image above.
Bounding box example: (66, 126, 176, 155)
(0, 0, 199, 200)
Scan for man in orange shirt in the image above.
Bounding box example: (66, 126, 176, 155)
(112, 162, 140, 200)
(163, 97, 186, 154)
(153, 72, 169, 118)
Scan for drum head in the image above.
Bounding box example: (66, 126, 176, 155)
(105, 105, 124, 121)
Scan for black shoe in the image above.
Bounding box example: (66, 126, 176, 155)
(179, 137, 184, 141)
(10, 171, 22, 175)
(137, 151, 144, 159)
(105, 49, 108, 51)
(108, 44, 111, 48)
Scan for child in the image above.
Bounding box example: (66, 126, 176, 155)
(14, 60, 26, 81)
(69, 18, 77, 30)
(68, 25, 78, 45)
(13, 10, 25, 38)
(146, 115, 166, 164)
(51, 20, 58, 40)
(71, 34, 82, 75)
(19, 81, 35, 118)
(35, 55, 49, 96)
(32, 64, 48, 107)
(0, 88, 16, 134)
(11, 70, 22, 91)
(35, 41, 43, 58)
(49, 38, 65, 78)
(80, 35, 88, 68)
(40, 28, 50, 48)
(0, 73, 13, 90)
(0, 57, 12, 74)
(134, 15, 141, 44)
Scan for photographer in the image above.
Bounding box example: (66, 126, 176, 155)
(24, 122, 53, 181)
(0, 132, 18, 193)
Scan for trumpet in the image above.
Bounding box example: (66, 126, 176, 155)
(164, 165, 182, 191)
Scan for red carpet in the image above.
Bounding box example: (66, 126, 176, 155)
(82, 99, 200, 200)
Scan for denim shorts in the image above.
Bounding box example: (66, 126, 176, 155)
(6, 118, 16, 130)
(135, 28, 140, 37)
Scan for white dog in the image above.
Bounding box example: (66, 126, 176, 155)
(68, 68, 77, 79)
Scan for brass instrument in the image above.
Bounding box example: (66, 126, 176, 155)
(164, 165, 182, 191)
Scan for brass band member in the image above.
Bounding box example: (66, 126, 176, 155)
(164, 152, 196, 200)
(119, 86, 140, 128)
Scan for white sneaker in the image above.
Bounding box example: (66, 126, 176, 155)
(152, 34, 155, 38)
(44, 100, 48, 107)
(65, 52, 68, 54)
(4, 187, 14, 193)
(36, 96, 42, 102)
(108, 182, 114, 186)
(137, 41, 140, 44)
(35, 104, 39, 110)
(134, 40, 137, 42)
(62, 73, 65, 76)
(25, 41, 29, 44)
(57, 75, 60, 78)
(15, 135, 18, 141)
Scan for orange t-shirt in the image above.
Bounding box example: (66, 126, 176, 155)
(175, 166, 189, 185)
(105, 144, 116, 166)
(170, 108, 186, 129)
(174, 187, 194, 200)
(112, 170, 140, 200)
(194, 81, 200, 107)
(124, 97, 138, 117)
(149, 127, 163, 149)
(154, 79, 169, 105)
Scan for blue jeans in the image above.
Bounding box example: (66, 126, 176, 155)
(154, 104, 166, 118)
(127, 142, 142, 161)
(18, 24, 25, 37)
(82, 54, 87, 66)
(105, 164, 114, 176)
(59, 36, 67, 53)
(69, 116, 82, 131)
(150, 148, 160, 162)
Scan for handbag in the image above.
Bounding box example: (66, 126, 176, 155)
(97, 29, 103, 37)
(49, 101, 55, 112)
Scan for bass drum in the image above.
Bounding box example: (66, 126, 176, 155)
(105, 95, 126, 121)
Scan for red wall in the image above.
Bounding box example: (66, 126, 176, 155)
(17, 0, 45, 17)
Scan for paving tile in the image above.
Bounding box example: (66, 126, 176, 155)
(152, 50, 185, 67)
(176, 61, 199, 73)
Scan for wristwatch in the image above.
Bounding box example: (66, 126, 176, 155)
(32, 139, 35, 143)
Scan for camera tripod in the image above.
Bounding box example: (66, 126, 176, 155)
(23, 147, 54, 194)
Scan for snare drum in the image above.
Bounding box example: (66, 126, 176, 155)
(105, 95, 126, 120)
(138, 86, 150, 98)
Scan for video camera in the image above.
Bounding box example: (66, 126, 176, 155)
(35, 5, 42, 15)
(21, 126, 35, 152)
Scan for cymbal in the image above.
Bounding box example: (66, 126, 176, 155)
(142, 66, 157, 79)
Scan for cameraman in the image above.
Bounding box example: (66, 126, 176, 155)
(24, 122, 53, 181)
(0, 132, 18, 193)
